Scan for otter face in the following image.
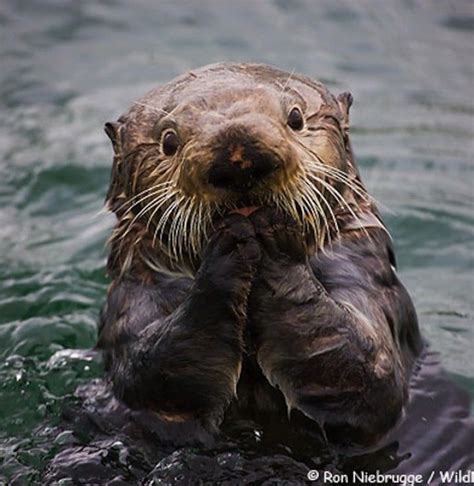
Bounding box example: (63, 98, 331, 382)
(105, 63, 363, 275)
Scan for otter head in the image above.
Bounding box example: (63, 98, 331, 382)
(104, 63, 364, 278)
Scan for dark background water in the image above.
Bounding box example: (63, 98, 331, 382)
(1, 0, 473, 483)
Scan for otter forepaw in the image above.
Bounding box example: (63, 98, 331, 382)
(196, 213, 261, 299)
(249, 208, 306, 264)
(215, 213, 261, 265)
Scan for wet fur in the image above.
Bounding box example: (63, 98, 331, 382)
(97, 63, 422, 447)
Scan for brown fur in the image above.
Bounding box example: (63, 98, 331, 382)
(98, 63, 422, 447)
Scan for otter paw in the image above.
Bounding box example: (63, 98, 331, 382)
(211, 213, 261, 264)
(249, 208, 306, 263)
(197, 213, 261, 295)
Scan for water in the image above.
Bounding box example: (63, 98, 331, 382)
(1, 0, 473, 483)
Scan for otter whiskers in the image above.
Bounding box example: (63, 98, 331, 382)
(111, 144, 376, 272)
(263, 177, 333, 249)
(112, 181, 175, 217)
(292, 141, 375, 241)
(295, 139, 373, 204)
(118, 183, 176, 240)
(298, 177, 338, 245)
(147, 192, 215, 267)
(306, 170, 371, 240)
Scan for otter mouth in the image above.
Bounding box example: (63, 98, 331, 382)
(231, 205, 261, 217)
(228, 196, 263, 217)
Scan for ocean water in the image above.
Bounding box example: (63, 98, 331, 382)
(1, 0, 472, 483)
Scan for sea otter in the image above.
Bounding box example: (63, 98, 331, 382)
(97, 63, 422, 447)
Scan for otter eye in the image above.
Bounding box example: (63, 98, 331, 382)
(162, 129, 179, 156)
(287, 107, 304, 131)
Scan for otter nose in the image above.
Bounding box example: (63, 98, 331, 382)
(208, 137, 278, 192)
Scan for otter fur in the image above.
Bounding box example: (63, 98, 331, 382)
(97, 63, 422, 447)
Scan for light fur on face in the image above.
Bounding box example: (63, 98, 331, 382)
(105, 63, 375, 276)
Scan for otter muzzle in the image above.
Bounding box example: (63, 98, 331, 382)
(208, 129, 280, 192)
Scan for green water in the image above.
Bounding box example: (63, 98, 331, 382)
(1, 0, 473, 482)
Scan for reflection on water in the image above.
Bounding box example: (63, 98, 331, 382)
(0, 0, 473, 483)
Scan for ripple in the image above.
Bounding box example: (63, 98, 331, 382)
(0, 0, 472, 482)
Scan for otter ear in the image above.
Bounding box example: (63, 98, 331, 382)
(337, 92, 353, 128)
(104, 121, 123, 154)
(104, 121, 126, 209)
(337, 92, 359, 176)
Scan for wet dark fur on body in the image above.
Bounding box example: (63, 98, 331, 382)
(97, 63, 422, 448)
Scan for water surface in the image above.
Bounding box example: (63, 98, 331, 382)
(1, 0, 473, 483)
